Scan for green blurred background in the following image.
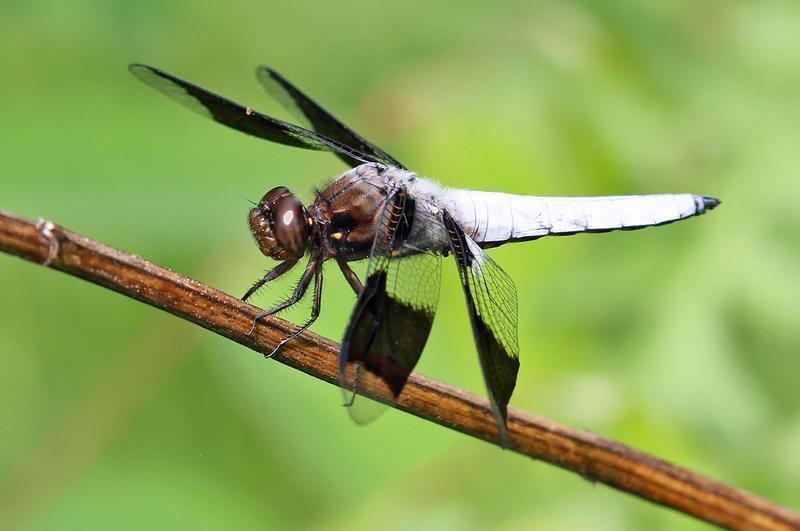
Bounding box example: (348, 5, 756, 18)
(1, 1, 799, 529)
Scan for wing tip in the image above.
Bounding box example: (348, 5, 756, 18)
(128, 63, 147, 75)
(255, 65, 281, 82)
(128, 63, 162, 85)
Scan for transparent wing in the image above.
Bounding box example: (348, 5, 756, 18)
(442, 211, 520, 447)
(339, 188, 441, 423)
(129, 64, 372, 168)
(256, 66, 406, 169)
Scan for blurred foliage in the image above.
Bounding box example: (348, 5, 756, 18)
(1, 0, 799, 529)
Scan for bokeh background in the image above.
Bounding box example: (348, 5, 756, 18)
(2, 1, 799, 529)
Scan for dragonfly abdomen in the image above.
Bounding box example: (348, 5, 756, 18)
(443, 190, 719, 246)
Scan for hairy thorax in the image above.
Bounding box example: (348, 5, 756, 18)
(309, 165, 390, 260)
(309, 163, 450, 260)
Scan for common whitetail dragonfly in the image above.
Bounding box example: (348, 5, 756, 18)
(130, 64, 719, 446)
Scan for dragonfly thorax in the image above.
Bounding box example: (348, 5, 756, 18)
(249, 186, 311, 260)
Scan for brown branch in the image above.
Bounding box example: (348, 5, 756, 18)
(1, 209, 797, 531)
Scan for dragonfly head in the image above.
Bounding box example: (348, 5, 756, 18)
(249, 186, 311, 260)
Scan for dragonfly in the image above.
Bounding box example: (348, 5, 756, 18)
(130, 64, 719, 446)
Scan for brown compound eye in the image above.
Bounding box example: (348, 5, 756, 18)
(248, 187, 310, 260)
(263, 186, 290, 205)
(272, 194, 309, 257)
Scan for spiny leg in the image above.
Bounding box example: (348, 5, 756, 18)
(247, 259, 316, 336)
(242, 258, 298, 302)
(265, 264, 323, 358)
(336, 257, 362, 295)
(341, 363, 362, 407)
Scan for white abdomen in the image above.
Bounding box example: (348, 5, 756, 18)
(442, 189, 718, 246)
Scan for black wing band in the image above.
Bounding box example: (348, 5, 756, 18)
(256, 66, 405, 169)
(340, 188, 441, 423)
(129, 64, 373, 168)
(442, 210, 520, 447)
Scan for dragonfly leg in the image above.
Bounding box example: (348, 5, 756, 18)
(336, 257, 362, 294)
(248, 259, 316, 336)
(265, 264, 323, 358)
(341, 363, 362, 407)
(242, 258, 299, 302)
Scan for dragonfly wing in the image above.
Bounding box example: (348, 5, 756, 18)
(256, 66, 405, 169)
(442, 210, 520, 447)
(129, 64, 372, 167)
(340, 188, 441, 423)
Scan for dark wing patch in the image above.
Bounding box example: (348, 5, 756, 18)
(256, 66, 405, 169)
(129, 64, 371, 168)
(340, 188, 441, 423)
(442, 210, 519, 447)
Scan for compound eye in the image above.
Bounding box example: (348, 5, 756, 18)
(272, 195, 309, 257)
(262, 186, 290, 207)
